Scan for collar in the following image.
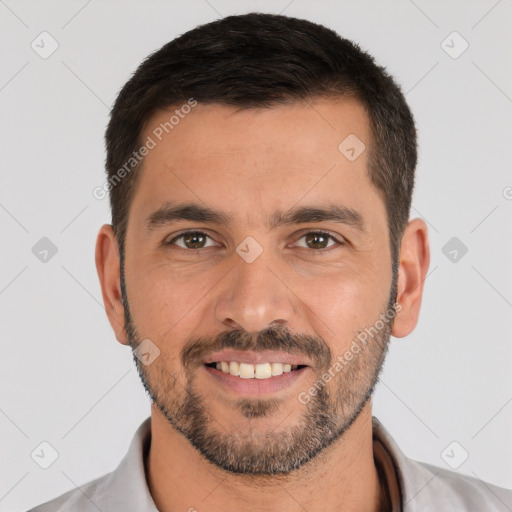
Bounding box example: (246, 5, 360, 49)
(110, 416, 448, 512)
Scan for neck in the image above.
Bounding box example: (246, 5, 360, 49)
(146, 402, 382, 512)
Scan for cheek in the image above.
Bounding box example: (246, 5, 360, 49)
(300, 267, 390, 341)
(126, 262, 215, 338)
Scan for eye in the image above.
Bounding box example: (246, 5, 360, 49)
(165, 230, 345, 252)
(293, 231, 345, 251)
(166, 231, 218, 250)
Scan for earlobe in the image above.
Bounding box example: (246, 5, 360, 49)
(95, 224, 129, 345)
(391, 218, 430, 338)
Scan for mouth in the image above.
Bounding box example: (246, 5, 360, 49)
(202, 350, 311, 396)
(204, 361, 308, 379)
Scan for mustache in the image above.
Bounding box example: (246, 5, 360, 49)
(181, 325, 332, 370)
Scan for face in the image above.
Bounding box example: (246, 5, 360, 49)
(120, 99, 397, 475)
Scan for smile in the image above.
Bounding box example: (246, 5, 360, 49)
(205, 361, 307, 379)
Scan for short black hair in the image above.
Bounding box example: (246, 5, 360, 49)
(105, 12, 417, 273)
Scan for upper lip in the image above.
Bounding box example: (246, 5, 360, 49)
(203, 350, 311, 366)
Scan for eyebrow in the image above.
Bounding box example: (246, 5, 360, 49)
(145, 201, 366, 233)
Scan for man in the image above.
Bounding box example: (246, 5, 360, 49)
(30, 12, 512, 512)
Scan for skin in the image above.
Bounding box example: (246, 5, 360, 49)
(96, 98, 430, 512)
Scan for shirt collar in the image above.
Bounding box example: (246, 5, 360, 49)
(108, 416, 159, 511)
(115, 416, 408, 511)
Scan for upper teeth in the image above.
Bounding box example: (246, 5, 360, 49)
(214, 362, 298, 379)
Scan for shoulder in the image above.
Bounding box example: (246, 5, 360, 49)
(27, 471, 114, 512)
(372, 417, 512, 511)
(402, 457, 512, 511)
(27, 417, 156, 512)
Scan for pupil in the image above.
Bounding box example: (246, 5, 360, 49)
(307, 233, 327, 249)
(185, 232, 205, 248)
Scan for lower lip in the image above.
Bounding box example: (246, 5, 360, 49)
(203, 365, 310, 396)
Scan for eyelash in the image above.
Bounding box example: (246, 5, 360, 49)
(165, 230, 345, 253)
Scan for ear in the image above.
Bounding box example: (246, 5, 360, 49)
(391, 218, 430, 338)
(95, 224, 129, 345)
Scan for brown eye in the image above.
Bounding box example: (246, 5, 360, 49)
(168, 231, 215, 249)
(294, 231, 344, 250)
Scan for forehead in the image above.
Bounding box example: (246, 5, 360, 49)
(141, 97, 370, 164)
(130, 98, 384, 232)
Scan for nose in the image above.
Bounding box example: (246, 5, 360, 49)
(214, 248, 294, 334)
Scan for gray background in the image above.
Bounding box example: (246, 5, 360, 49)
(1, 0, 511, 510)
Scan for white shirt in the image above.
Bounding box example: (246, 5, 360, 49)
(28, 416, 512, 511)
